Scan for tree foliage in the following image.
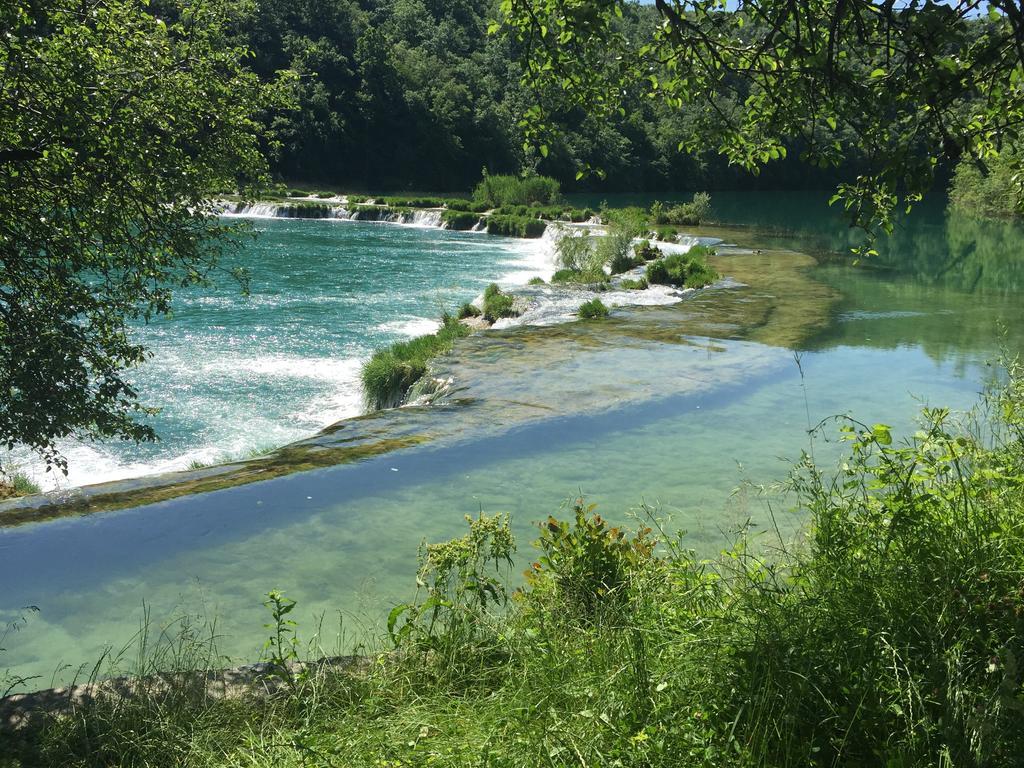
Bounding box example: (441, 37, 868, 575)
(499, 0, 1024, 238)
(0, 0, 286, 469)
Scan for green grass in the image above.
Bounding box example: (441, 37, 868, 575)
(473, 173, 560, 208)
(11, 365, 1024, 767)
(577, 298, 609, 319)
(482, 284, 518, 323)
(0, 471, 40, 499)
(618, 277, 648, 290)
(650, 193, 712, 226)
(485, 215, 547, 238)
(360, 315, 470, 410)
(646, 245, 719, 289)
(527, 276, 546, 285)
(456, 302, 481, 319)
(440, 210, 482, 230)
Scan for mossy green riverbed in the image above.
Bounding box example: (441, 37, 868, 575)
(2, 192, 1023, 690)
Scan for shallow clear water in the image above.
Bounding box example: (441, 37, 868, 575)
(3, 193, 1024, 690)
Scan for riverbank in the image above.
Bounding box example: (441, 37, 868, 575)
(4, 367, 1022, 766)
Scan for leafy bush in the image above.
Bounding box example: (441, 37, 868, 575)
(360, 315, 470, 410)
(598, 207, 648, 274)
(441, 210, 482, 230)
(473, 173, 561, 207)
(457, 302, 481, 319)
(576, 298, 609, 320)
(485, 215, 547, 238)
(652, 192, 713, 225)
(646, 245, 718, 288)
(482, 283, 518, 322)
(653, 226, 678, 242)
(633, 239, 662, 262)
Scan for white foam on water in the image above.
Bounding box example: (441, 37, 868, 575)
(375, 317, 443, 337)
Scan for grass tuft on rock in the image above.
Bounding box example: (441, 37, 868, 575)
(360, 315, 470, 410)
(577, 298, 609, 319)
(646, 245, 719, 289)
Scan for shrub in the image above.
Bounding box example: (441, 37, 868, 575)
(527, 276, 546, 285)
(482, 283, 518, 322)
(618, 277, 648, 290)
(597, 207, 648, 274)
(457, 302, 481, 319)
(633, 240, 662, 262)
(657, 192, 713, 225)
(314, 191, 335, 199)
(473, 173, 561, 207)
(361, 315, 470, 410)
(646, 245, 719, 289)
(653, 226, 678, 243)
(442, 210, 482, 230)
(346, 194, 368, 204)
(555, 230, 598, 272)
(485, 215, 547, 238)
(577, 298, 609, 320)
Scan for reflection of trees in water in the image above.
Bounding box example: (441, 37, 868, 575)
(778, 206, 1024, 369)
(849, 213, 1024, 297)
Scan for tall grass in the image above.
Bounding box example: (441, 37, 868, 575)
(473, 173, 561, 207)
(9, 366, 1024, 767)
(360, 315, 470, 410)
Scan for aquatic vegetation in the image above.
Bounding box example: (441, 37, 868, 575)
(618, 277, 648, 290)
(577, 298, 609, 319)
(633, 239, 662, 262)
(473, 173, 561, 207)
(443, 198, 491, 213)
(361, 315, 470, 410)
(646, 246, 719, 289)
(15, 371, 1024, 767)
(381, 196, 446, 209)
(484, 215, 547, 238)
(653, 226, 678, 243)
(651, 193, 712, 225)
(440, 210, 481, 230)
(456, 302, 481, 319)
(482, 284, 517, 323)
(527, 276, 546, 285)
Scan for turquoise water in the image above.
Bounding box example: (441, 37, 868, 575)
(3, 194, 1024, 690)
(17, 220, 543, 489)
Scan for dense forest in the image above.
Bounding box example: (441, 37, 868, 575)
(234, 0, 873, 192)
